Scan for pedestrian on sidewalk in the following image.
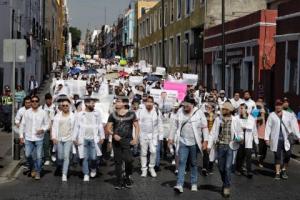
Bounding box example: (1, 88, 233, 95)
(209, 102, 244, 197)
(19, 95, 50, 180)
(28, 76, 39, 96)
(15, 85, 26, 110)
(51, 98, 75, 182)
(136, 96, 163, 178)
(0, 85, 13, 132)
(106, 96, 140, 190)
(169, 96, 209, 193)
(235, 103, 259, 178)
(42, 93, 56, 166)
(264, 99, 300, 180)
(73, 96, 105, 182)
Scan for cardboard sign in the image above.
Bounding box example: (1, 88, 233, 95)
(129, 76, 143, 86)
(164, 81, 187, 102)
(150, 89, 178, 103)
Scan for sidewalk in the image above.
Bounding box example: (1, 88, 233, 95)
(0, 77, 53, 183)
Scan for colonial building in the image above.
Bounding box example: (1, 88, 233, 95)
(273, 0, 300, 110)
(137, 0, 268, 74)
(0, 0, 68, 92)
(203, 10, 277, 104)
(123, 1, 136, 59)
(134, 0, 159, 61)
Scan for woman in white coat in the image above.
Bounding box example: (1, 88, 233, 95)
(52, 98, 75, 181)
(73, 97, 105, 182)
(235, 103, 258, 178)
(265, 100, 300, 180)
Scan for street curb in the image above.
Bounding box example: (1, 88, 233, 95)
(0, 159, 21, 184)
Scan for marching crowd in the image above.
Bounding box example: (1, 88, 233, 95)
(13, 58, 300, 198)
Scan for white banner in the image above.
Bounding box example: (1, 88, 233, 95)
(141, 67, 152, 73)
(124, 67, 134, 74)
(64, 80, 87, 97)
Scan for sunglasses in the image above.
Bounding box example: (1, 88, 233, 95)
(31, 100, 39, 103)
(62, 105, 69, 107)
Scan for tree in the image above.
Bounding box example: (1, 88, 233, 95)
(69, 26, 81, 49)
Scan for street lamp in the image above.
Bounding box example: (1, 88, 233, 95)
(221, 0, 226, 89)
(162, 0, 166, 72)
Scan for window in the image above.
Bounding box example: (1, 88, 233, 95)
(164, 4, 168, 26)
(146, 18, 150, 36)
(176, 35, 181, 65)
(185, 0, 191, 16)
(159, 8, 162, 29)
(284, 41, 300, 94)
(191, 0, 196, 11)
(170, 0, 174, 23)
(169, 38, 174, 67)
(184, 32, 190, 65)
(177, 0, 181, 19)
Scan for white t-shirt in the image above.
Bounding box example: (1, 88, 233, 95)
(58, 115, 73, 141)
(180, 114, 196, 146)
(84, 112, 95, 140)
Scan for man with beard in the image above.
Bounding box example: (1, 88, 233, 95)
(106, 96, 140, 190)
(73, 96, 105, 182)
(243, 91, 256, 115)
(136, 96, 163, 178)
(169, 96, 209, 193)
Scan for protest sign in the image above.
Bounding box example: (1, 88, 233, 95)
(150, 89, 178, 103)
(182, 73, 198, 85)
(129, 76, 143, 86)
(163, 81, 187, 102)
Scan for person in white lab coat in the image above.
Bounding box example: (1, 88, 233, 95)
(230, 91, 243, 115)
(51, 98, 75, 182)
(73, 96, 105, 182)
(265, 99, 300, 180)
(243, 91, 256, 115)
(169, 96, 209, 193)
(235, 103, 258, 178)
(19, 95, 50, 180)
(136, 96, 163, 178)
(208, 102, 244, 198)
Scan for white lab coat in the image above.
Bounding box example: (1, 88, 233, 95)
(169, 107, 209, 153)
(208, 115, 244, 151)
(265, 111, 300, 152)
(136, 107, 164, 151)
(51, 112, 75, 142)
(236, 115, 259, 149)
(73, 111, 105, 159)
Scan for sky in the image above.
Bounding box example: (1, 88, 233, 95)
(68, 0, 133, 38)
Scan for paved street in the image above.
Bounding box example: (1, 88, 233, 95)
(0, 153, 300, 200)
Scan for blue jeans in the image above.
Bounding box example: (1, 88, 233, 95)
(82, 139, 97, 175)
(217, 144, 234, 188)
(57, 141, 72, 176)
(177, 143, 198, 186)
(25, 140, 43, 174)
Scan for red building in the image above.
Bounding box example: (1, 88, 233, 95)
(203, 10, 277, 104)
(274, 0, 300, 111)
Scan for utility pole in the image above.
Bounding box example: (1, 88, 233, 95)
(162, 0, 166, 72)
(221, 0, 226, 89)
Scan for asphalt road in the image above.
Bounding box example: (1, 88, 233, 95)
(0, 152, 300, 200)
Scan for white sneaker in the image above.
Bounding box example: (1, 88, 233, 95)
(171, 160, 176, 166)
(83, 175, 90, 182)
(44, 160, 50, 166)
(62, 174, 67, 182)
(90, 170, 97, 178)
(51, 155, 56, 162)
(149, 168, 157, 178)
(174, 185, 183, 193)
(175, 169, 178, 174)
(141, 170, 147, 177)
(191, 184, 198, 192)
